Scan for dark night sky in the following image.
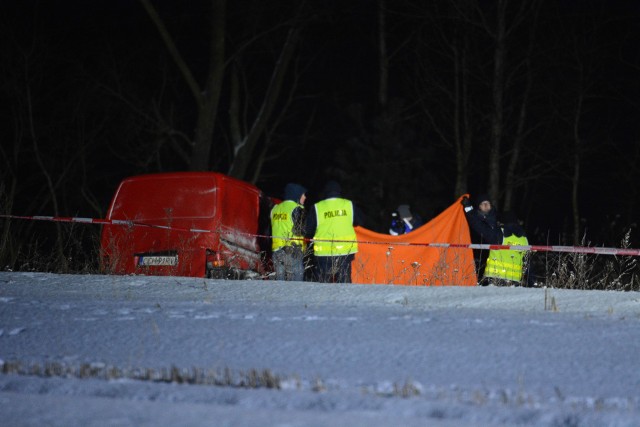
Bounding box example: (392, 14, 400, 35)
(2, 0, 640, 246)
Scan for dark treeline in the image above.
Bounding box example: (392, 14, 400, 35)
(1, 0, 639, 270)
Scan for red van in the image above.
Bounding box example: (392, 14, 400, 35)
(100, 172, 274, 279)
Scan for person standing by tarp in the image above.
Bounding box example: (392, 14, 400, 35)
(461, 193, 497, 278)
(469, 194, 497, 230)
(305, 180, 363, 283)
(389, 204, 423, 235)
(462, 197, 529, 286)
(271, 183, 307, 281)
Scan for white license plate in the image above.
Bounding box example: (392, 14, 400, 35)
(139, 256, 178, 266)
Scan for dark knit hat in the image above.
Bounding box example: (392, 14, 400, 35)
(284, 183, 307, 202)
(322, 180, 341, 197)
(500, 211, 518, 225)
(476, 193, 491, 205)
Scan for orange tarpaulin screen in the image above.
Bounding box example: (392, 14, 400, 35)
(352, 195, 477, 286)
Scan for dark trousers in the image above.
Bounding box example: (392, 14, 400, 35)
(273, 246, 305, 281)
(314, 254, 354, 283)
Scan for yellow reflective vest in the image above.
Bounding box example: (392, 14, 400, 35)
(271, 200, 305, 251)
(485, 232, 528, 282)
(313, 198, 358, 256)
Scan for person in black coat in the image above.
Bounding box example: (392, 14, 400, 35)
(462, 196, 533, 286)
(461, 194, 497, 280)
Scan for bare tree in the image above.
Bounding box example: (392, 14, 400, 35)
(227, 26, 300, 179)
(486, 0, 508, 207)
(550, 2, 615, 244)
(477, 0, 539, 209)
(139, 0, 303, 180)
(502, 0, 542, 210)
(0, 7, 113, 271)
(139, 0, 226, 172)
(408, 1, 477, 199)
(378, 0, 389, 110)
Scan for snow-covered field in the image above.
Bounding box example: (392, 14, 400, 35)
(1, 271, 640, 426)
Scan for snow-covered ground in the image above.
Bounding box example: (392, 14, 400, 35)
(1, 271, 640, 426)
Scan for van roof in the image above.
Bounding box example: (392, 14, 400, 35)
(107, 172, 260, 221)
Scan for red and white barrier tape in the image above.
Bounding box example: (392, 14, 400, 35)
(2, 213, 640, 256)
(0, 214, 211, 234)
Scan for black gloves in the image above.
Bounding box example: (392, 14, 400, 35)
(461, 197, 473, 212)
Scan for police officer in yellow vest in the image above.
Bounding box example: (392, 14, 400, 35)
(271, 183, 307, 281)
(305, 181, 363, 283)
(462, 197, 530, 286)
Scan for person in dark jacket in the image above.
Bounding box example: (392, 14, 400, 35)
(462, 196, 530, 286)
(271, 183, 307, 281)
(305, 180, 364, 283)
(471, 194, 498, 230)
(462, 193, 497, 279)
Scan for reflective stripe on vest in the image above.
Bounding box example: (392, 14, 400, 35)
(485, 232, 529, 282)
(313, 198, 358, 256)
(271, 200, 305, 251)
